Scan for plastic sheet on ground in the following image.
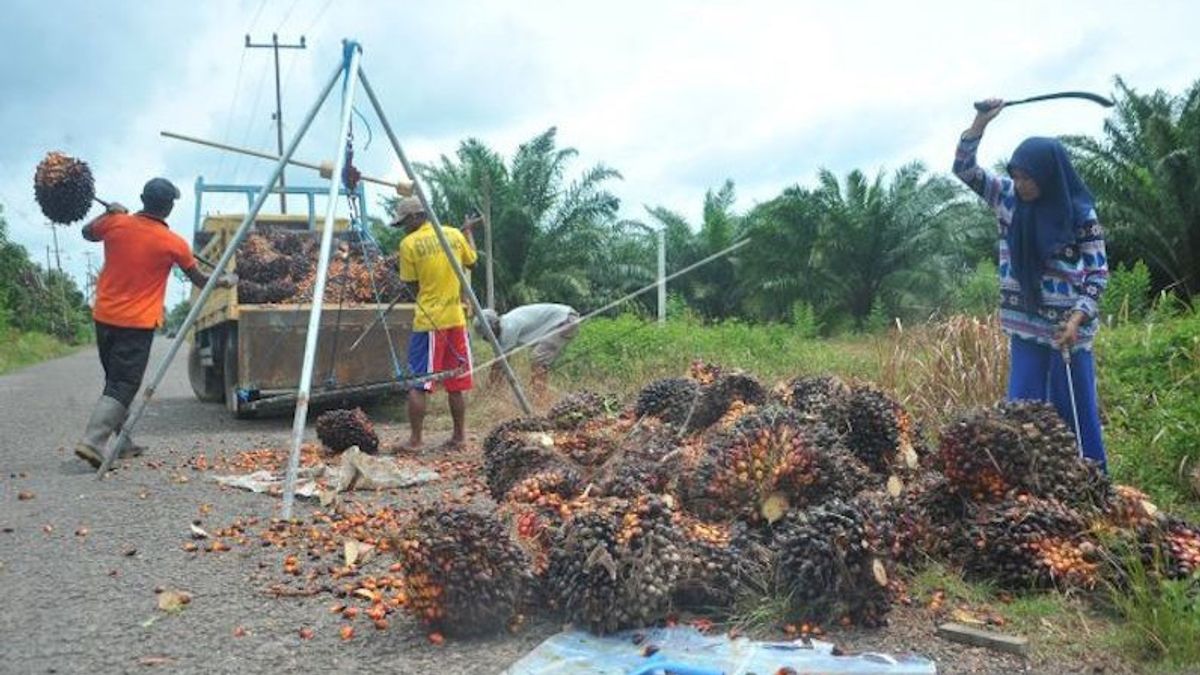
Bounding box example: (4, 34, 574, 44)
(332, 446, 440, 493)
(209, 448, 440, 504)
(502, 626, 936, 675)
(211, 467, 325, 498)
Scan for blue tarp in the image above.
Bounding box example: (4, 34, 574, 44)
(503, 626, 937, 675)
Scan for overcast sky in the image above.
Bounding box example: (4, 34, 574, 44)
(1, 0, 1197, 306)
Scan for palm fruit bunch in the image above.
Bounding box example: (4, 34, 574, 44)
(395, 506, 531, 636)
(1139, 518, 1200, 580)
(1103, 485, 1161, 531)
(34, 152, 96, 224)
(688, 372, 767, 432)
(549, 416, 625, 467)
(505, 463, 584, 507)
(596, 426, 681, 499)
(373, 254, 406, 300)
(233, 229, 403, 305)
(682, 406, 869, 524)
(938, 401, 1107, 509)
(546, 495, 685, 634)
(483, 417, 557, 500)
(964, 495, 1100, 589)
(551, 411, 673, 471)
(688, 359, 725, 384)
(899, 473, 970, 561)
(842, 384, 920, 474)
(235, 235, 293, 283)
(673, 516, 768, 611)
(314, 407, 379, 455)
(634, 377, 701, 427)
(774, 498, 893, 626)
(547, 390, 617, 430)
(851, 490, 910, 563)
(237, 278, 297, 304)
(264, 227, 311, 256)
(772, 374, 852, 424)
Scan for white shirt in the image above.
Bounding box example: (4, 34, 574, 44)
(496, 303, 576, 353)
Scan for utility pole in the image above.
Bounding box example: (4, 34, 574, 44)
(657, 229, 666, 325)
(84, 251, 96, 304)
(245, 33, 307, 214)
(48, 222, 63, 273)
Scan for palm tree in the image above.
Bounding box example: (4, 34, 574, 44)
(808, 163, 967, 327)
(644, 180, 746, 320)
(1064, 77, 1200, 299)
(408, 128, 626, 311)
(737, 185, 825, 322)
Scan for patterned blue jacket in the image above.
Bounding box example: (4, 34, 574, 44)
(954, 134, 1109, 350)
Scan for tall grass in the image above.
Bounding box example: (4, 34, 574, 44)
(877, 314, 1008, 427)
(1102, 541, 1200, 668)
(550, 314, 878, 396)
(0, 327, 78, 375)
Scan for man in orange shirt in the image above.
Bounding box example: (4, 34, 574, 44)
(74, 178, 234, 469)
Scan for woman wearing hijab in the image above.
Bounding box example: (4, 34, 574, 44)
(953, 98, 1110, 472)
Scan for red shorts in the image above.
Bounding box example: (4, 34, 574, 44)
(408, 327, 473, 392)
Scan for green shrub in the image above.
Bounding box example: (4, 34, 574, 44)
(790, 301, 821, 339)
(1102, 261, 1152, 325)
(952, 260, 999, 317)
(1097, 307, 1200, 511)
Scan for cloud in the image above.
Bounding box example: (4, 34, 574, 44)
(0, 0, 1197, 305)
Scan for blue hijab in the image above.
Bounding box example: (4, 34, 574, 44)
(1006, 137, 1095, 311)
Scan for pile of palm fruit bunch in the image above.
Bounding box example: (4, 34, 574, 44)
(393, 506, 531, 636)
(851, 472, 969, 565)
(234, 228, 403, 305)
(33, 151, 97, 224)
(963, 494, 1102, 589)
(545, 494, 686, 633)
(635, 360, 767, 432)
(1138, 517, 1200, 580)
(314, 407, 379, 455)
(771, 374, 923, 476)
(774, 498, 894, 626)
(936, 400, 1108, 509)
(678, 406, 873, 524)
(399, 364, 1200, 639)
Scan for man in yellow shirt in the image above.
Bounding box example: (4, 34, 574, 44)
(394, 198, 479, 451)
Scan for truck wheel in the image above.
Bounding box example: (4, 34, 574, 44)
(223, 326, 255, 419)
(188, 332, 225, 403)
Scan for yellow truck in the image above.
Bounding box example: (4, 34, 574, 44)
(186, 179, 416, 417)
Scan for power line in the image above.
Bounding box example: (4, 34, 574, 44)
(302, 0, 334, 35)
(232, 59, 272, 186)
(275, 0, 302, 32)
(245, 33, 308, 213)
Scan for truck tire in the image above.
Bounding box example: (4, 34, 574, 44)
(188, 332, 225, 403)
(223, 325, 256, 419)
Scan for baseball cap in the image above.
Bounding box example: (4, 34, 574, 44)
(141, 177, 181, 203)
(388, 197, 426, 227)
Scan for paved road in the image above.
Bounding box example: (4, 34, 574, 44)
(0, 340, 551, 674)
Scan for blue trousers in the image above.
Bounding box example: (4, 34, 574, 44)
(1007, 336, 1107, 472)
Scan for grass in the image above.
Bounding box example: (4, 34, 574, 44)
(0, 329, 79, 375)
(551, 313, 878, 396)
(1095, 309, 1200, 515)
(908, 563, 1128, 666)
(1101, 542, 1200, 670)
